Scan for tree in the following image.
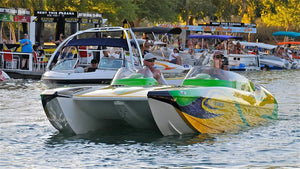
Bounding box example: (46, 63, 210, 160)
(261, 0, 300, 31)
(132, 0, 179, 26)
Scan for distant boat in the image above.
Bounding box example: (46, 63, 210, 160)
(189, 35, 261, 71)
(0, 49, 48, 79)
(234, 41, 293, 70)
(41, 27, 144, 88)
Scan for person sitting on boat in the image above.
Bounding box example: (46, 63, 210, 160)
(169, 48, 182, 65)
(85, 59, 99, 72)
(234, 41, 245, 54)
(253, 46, 259, 55)
(137, 53, 167, 85)
(212, 51, 228, 70)
(278, 46, 292, 61)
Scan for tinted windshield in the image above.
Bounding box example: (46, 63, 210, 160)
(184, 66, 253, 91)
(185, 66, 249, 82)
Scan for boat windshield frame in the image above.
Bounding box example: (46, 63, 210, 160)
(52, 59, 78, 71)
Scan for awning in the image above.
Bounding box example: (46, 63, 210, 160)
(189, 35, 243, 40)
(132, 26, 182, 34)
(65, 38, 129, 50)
(272, 31, 300, 38)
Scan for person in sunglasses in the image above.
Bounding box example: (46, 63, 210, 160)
(212, 50, 229, 70)
(137, 53, 167, 85)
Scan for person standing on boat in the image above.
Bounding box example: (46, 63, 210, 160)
(142, 37, 153, 55)
(138, 53, 167, 85)
(20, 33, 33, 69)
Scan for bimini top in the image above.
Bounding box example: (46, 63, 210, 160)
(232, 41, 276, 50)
(65, 38, 129, 50)
(189, 35, 243, 40)
(272, 31, 300, 38)
(132, 26, 182, 34)
(278, 41, 300, 45)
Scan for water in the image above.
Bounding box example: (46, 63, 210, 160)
(0, 70, 299, 168)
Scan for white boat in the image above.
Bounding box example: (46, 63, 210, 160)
(233, 41, 294, 69)
(189, 35, 261, 71)
(41, 27, 144, 87)
(41, 66, 278, 135)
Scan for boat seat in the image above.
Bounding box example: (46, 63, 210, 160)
(3, 49, 20, 69)
(78, 46, 92, 64)
(33, 51, 48, 71)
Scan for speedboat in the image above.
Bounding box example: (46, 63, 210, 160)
(41, 66, 278, 136)
(148, 67, 278, 135)
(41, 27, 143, 87)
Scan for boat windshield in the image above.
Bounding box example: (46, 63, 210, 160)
(183, 66, 254, 91)
(185, 66, 248, 81)
(52, 59, 77, 71)
(99, 57, 123, 69)
(111, 67, 158, 86)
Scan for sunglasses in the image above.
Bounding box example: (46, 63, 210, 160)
(145, 59, 155, 62)
(215, 55, 223, 59)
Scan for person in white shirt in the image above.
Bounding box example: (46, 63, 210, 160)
(169, 48, 182, 65)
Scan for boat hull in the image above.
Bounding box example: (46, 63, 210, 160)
(41, 86, 161, 134)
(42, 69, 117, 87)
(148, 86, 278, 136)
(155, 60, 190, 74)
(3, 69, 43, 79)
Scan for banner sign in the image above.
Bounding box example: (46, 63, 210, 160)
(13, 15, 31, 22)
(0, 14, 14, 21)
(0, 7, 31, 22)
(34, 11, 77, 18)
(34, 11, 102, 24)
(158, 22, 257, 34)
(65, 18, 79, 23)
(78, 12, 102, 18)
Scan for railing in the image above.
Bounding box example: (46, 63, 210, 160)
(0, 51, 48, 72)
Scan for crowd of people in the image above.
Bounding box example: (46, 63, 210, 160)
(272, 45, 297, 62)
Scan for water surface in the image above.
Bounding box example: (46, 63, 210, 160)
(0, 70, 299, 168)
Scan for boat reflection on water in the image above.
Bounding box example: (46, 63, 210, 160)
(41, 66, 278, 136)
(45, 127, 216, 146)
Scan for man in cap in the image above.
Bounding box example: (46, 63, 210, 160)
(138, 53, 166, 84)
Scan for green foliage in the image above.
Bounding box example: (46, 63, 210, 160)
(261, 0, 300, 31)
(0, 0, 299, 31)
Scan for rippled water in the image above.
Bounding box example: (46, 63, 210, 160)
(0, 70, 299, 168)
